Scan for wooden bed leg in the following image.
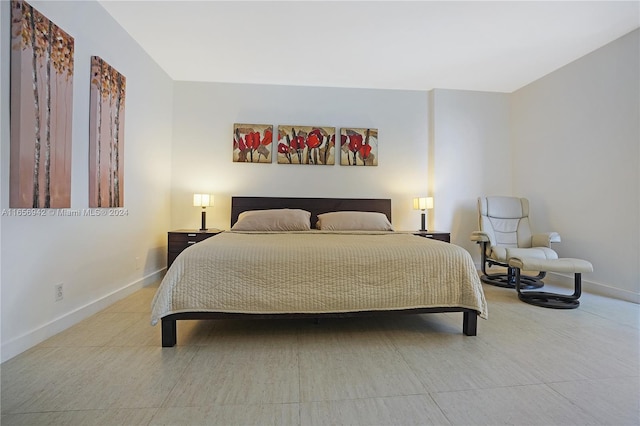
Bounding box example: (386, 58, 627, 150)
(162, 318, 177, 347)
(463, 311, 477, 336)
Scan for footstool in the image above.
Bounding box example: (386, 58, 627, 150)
(507, 257, 593, 309)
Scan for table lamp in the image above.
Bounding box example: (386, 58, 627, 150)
(413, 197, 433, 231)
(193, 193, 213, 231)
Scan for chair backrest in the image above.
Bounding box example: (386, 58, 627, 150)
(478, 196, 532, 248)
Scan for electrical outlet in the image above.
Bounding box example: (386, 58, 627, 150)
(135, 256, 141, 270)
(55, 283, 63, 301)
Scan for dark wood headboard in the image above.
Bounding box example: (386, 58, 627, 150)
(231, 197, 392, 229)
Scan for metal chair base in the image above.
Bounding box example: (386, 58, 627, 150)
(515, 269, 582, 310)
(481, 264, 545, 290)
(517, 292, 580, 309)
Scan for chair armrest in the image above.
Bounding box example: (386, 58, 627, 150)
(532, 232, 561, 247)
(471, 231, 490, 242)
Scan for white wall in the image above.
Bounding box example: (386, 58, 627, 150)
(511, 30, 639, 302)
(0, 1, 174, 361)
(429, 89, 512, 257)
(171, 82, 430, 231)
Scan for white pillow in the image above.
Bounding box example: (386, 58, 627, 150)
(231, 209, 311, 231)
(316, 211, 393, 231)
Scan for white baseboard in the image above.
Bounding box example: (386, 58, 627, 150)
(1, 269, 165, 363)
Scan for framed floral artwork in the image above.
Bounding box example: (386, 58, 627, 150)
(10, 0, 74, 208)
(89, 56, 126, 207)
(340, 128, 378, 166)
(277, 125, 335, 165)
(233, 124, 273, 163)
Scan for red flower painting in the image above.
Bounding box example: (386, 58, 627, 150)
(277, 125, 335, 165)
(233, 124, 273, 163)
(340, 128, 378, 166)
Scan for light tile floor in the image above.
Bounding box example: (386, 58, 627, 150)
(2, 279, 638, 425)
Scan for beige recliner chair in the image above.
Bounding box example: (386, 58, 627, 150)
(471, 196, 561, 289)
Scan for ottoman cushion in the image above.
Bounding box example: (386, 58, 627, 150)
(508, 257, 593, 274)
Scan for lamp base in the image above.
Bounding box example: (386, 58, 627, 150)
(200, 210, 207, 231)
(419, 212, 427, 232)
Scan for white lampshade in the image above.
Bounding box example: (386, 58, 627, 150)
(413, 197, 433, 210)
(193, 193, 214, 207)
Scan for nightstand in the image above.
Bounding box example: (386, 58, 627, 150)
(167, 229, 222, 268)
(411, 231, 450, 243)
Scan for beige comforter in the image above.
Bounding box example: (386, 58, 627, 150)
(151, 231, 487, 325)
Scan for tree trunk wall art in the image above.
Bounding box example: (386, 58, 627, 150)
(10, 0, 74, 208)
(89, 56, 126, 208)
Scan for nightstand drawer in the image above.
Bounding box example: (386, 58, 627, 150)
(169, 232, 212, 245)
(168, 240, 198, 253)
(167, 229, 222, 268)
(411, 231, 450, 243)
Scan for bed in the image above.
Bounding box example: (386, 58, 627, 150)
(152, 197, 487, 346)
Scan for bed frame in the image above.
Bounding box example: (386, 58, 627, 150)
(161, 196, 479, 346)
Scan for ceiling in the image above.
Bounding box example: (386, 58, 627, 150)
(99, 1, 640, 93)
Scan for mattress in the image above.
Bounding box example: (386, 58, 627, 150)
(151, 231, 488, 325)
